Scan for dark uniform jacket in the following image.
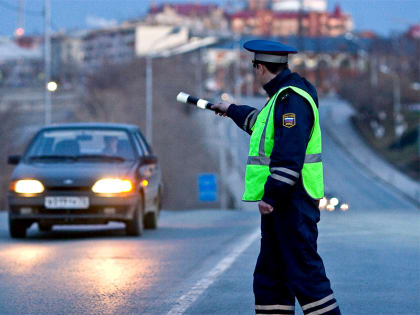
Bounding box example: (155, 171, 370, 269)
(227, 68, 320, 220)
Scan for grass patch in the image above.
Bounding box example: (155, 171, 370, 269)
(352, 114, 419, 180)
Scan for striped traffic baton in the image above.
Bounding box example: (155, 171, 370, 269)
(176, 92, 222, 113)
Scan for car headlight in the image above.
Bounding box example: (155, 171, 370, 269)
(12, 179, 45, 194)
(329, 197, 339, 207)
(340, 203, 349, 211)
(319, 197, 327, 209)
(92, 178, 133, 194)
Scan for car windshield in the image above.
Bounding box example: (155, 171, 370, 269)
(26, 128, 135, 161)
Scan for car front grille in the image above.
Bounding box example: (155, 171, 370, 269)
(41, 206, 128, 215)
(45, 186, 91, 192)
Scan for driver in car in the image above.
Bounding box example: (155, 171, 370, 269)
(103, 136, 119, 155)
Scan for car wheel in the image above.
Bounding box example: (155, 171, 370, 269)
(38, 223, 52, 232)
(126, 202, 144, 236)
(144, 211, 158, 229)
(9, 218, 27, 238)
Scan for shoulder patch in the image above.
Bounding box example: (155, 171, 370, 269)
(283, 113, 296, 128)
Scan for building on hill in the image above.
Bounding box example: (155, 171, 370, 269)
(248, 0, 270, 10)
(271, 0, 327, 12)
(327, 5, 353, 36)
(146, 1, 351, 37)
(406, 24, 420, 39)
(0, 36, 43, 87)
(245, 0, 328, 11)
(146, 3, 230, 35)
(231, 4, 352, 37)
(81, 23, 193, 71)
(82, 23, 137, 71)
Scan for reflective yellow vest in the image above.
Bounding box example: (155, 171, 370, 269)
(243, 86, 324, 201)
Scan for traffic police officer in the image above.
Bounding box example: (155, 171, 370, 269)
(212, 40, 341, 315)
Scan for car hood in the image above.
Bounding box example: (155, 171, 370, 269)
(11, 161, 137, 188)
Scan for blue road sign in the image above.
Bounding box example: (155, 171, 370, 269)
(198, 173, 218, 202)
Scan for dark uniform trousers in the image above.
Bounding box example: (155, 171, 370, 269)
(253, 205, 341, 315)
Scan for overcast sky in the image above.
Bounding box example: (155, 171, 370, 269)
(0, 0, 419, 37)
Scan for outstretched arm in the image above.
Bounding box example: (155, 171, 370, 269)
(212, 101, 258, 135)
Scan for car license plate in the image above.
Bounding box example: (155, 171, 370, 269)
(44, 196, 89, 209)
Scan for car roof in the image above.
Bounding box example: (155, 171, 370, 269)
(41, 122, 140, 132)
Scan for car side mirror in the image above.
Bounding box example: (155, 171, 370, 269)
(8, 155, 21, 165)
(140, 155, 157, 165)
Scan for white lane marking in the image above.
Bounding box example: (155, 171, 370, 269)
(167, 228, 260, 315)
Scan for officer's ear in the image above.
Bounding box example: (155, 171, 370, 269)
(259, 64, 267, 75)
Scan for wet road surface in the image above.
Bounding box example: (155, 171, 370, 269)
(0, 209, 260, 315)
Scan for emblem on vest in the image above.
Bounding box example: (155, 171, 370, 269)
(283, 113, 296, 128)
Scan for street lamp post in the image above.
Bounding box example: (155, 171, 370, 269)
(145, 55, 153, 144)
(144, 27, 182, 145)
(195, 48, 203, 97)
(44, 0, 52, 125)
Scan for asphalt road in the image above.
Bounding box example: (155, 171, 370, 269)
(0, 98, 419, 315)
